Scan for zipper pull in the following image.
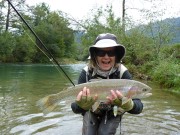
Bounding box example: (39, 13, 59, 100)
(113, 106, 118, 117)
(104, 111, 108, 124)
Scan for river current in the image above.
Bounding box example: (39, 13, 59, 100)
(0, 64, 179, 135)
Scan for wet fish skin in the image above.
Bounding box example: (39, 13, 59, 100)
(37, 79, 152, 114)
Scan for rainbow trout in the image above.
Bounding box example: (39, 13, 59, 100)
(37, 79, 152, 114)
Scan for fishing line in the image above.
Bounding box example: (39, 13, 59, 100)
(6, 0, 75, 86)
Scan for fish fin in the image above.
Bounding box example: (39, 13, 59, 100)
(36, 94, 59, 114)
(126, 86, 138, 98)
(91, 101, 101, 112)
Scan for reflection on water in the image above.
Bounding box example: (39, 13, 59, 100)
(0, 64, 180, 135)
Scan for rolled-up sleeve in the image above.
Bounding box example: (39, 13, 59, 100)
(128, 99, 143, 114)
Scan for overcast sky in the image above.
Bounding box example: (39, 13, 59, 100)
(26, 0, 180, 24)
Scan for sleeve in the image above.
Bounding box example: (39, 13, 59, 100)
(121, 70, 132, 79)
(128, 99, 143, 114)
(78, 69, 87, 84)
(71, 69, 88, 115)
(71, 102, 87, 115)
(120, 64, 132, 79)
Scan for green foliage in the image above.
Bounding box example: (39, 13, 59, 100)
(1, 0, 26, 31)
(33, 6, 74, 59)
(0, 2, 75, 63)
(159, 43, 180, 61)
(12, 34, 37, 62)
(152, 59, 180, 88)
(151, 44, 180, 89)
(0, 32, 15, 62)
(122, 28, 155, 65)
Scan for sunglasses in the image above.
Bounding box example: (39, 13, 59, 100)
(95, 49, 116, 57)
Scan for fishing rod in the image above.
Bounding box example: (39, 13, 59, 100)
(6, 0, 75, 86)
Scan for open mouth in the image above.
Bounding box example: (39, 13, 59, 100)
(101, 60, 111, 67)
(102, 61, 110, 64)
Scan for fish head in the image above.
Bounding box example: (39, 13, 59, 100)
(126, 83, 152, 98)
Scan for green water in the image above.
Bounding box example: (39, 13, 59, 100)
(0, 64, 179, 135)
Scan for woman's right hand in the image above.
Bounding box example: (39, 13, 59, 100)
(76, 87, 98, 110)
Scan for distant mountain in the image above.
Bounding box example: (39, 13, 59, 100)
(166, 17, 180, 43)
(74, 30, 85, 44)
(130, 17, 180, 44)
(74, 17, 180, 44)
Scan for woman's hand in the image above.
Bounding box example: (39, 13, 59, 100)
(76, 87, 98, 110)
(106, 90, 123, 105)
(107, 90, 134, 112)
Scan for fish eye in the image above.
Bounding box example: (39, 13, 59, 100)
(142, 88, 147, 92)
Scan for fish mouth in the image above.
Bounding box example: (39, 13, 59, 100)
(141, 92, 152, 98)
(146, 93, 152, 96)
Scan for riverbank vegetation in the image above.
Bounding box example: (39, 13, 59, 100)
(0, 1, 179, 92)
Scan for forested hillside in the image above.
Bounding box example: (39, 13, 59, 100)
(0, 2, 75, 63)
(167, 17, 180, 43)
(145, 17, 180, 44)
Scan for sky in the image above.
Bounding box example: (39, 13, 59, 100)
(26, 0, 180, 24)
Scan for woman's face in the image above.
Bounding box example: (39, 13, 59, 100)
(96, 47, 116, 71)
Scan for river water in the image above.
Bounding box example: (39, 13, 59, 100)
(0, 63, 179, 135)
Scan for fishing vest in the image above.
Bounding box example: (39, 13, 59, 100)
(83, 64, 128, 82)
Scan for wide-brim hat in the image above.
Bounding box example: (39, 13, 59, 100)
(89, 33, 125, 62)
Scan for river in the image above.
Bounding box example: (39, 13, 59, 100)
(0, 63, 179, 135)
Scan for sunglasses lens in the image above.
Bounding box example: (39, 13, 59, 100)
(108, 51, 115, 57)
(96, 50, 105, 57)
(96, 50, 115, 57)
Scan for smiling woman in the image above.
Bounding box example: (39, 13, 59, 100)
(89, 34, 125, 72)
(71, 33, 144, 135)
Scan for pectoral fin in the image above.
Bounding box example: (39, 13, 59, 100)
(91, 101, 101, 112)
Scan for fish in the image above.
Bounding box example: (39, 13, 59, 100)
(37, 79, 152, 114)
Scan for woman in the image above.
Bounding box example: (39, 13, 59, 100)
(71, 33, 143, 135)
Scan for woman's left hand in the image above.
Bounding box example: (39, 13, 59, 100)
(107, 90, 134, 112)
(106, 90, 123, 105)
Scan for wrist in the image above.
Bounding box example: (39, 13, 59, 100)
(121, 99, 134, 111)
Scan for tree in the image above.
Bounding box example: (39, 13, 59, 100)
(1, 0, 26, 32)
(29, 3, 74, 62)
(122, 0, 126, 35)
(147, 20, 173, 55)
(12, 33, 37, 62)
(0, 32, 15, 62)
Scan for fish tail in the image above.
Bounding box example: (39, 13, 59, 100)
(36, 94, 59, 114)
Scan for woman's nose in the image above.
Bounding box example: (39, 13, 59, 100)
(104, 53, 109, 58)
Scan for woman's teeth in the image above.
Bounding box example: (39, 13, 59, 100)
(102, 61, 110, 64)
